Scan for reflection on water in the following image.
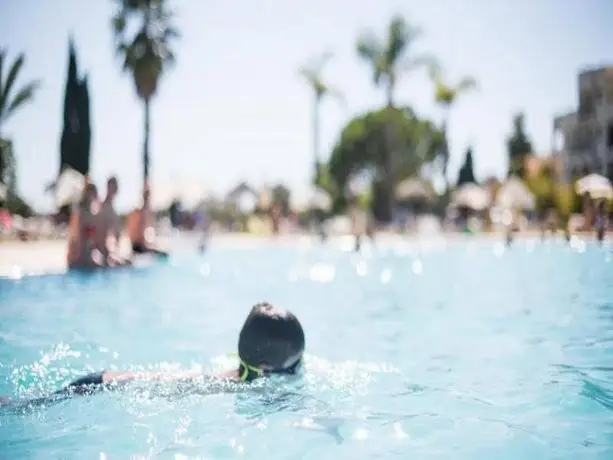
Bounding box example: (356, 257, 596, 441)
(1, 238, 612, 459)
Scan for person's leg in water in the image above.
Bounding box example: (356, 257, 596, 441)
(131, 242, 169, 259)
(1, 303, 305, 408)
(354, 234, 361, 252)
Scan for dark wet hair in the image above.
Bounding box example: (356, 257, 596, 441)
(237, 302, 305, 381)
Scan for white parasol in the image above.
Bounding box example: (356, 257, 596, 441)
(395, 177, 434, 201)
(575, 173, 613, 200)
(54, 168, 86, 207)
(452, 183, 490, 211)
(496, 176, 535, 210)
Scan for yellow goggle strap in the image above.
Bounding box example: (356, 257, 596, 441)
(239, 359, 264, 381)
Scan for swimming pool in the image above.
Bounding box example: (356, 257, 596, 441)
(1, 237, 612, 459)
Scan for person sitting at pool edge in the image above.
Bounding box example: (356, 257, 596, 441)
(127, 185, 169, 259)
(1, 303, 305, 407)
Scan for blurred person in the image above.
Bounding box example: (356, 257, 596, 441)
(195, 205, 210, 252)
(127, 185, 169, 258)
(595, 200, 606, 243)
(98, 176, 131, 266)
(66, 182, 104, 270)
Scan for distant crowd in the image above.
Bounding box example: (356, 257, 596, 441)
(66, 176, 168, 269)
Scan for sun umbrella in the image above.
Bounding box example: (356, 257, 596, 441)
(575, 173, 613, 200)
(54, 168, 85, 207)
(452, 183, 490, 211)
(496, 176, 535, 210)
(395, 177, 434, 201)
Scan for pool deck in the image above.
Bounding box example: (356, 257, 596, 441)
(0, 231, 596, 277)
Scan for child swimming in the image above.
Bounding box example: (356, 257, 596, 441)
(1, 303, 305, 408)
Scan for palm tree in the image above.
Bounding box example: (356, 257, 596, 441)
(430, 68, 476, 193)
(0, 50, 40, 197)
(299, 52, 344, 184)
(356, 15, 437, 221)
(112, 0, 178, 188)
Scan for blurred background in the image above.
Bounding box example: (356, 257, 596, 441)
(1, 0, 613, 238)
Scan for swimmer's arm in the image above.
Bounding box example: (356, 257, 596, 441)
(101, 369, 239, 384)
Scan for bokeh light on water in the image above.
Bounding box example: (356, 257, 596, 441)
(1, 237, 613, 458)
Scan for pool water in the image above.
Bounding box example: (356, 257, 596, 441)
(1, 237, 612, 459)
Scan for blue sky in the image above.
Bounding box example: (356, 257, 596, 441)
(2, 0, 612, 212)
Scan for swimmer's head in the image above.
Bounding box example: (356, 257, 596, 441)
(237, 302, 305, 381)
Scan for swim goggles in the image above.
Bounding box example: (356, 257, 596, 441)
(238, 358, 302, 381)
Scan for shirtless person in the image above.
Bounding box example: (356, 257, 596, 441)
(127, 185, 169, 258)
(66, 183, 104, 270)
(98, 176, 131, 266)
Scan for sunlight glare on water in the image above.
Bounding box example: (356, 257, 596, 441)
(1, 237, 613, 459)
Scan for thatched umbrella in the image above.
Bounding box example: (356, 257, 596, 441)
(496, 176, 535, 211)
(576, 173, 613, 200)
(52, 167, 85, 208)
(452, 183, 490, 211)
(395, 177, 434, 202)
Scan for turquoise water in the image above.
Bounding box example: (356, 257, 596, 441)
(1, 237, 612, 459)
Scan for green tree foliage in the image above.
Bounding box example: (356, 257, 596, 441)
(327, 106, 443, 220)
(456, 146, 476, 186)
(506, 113, 533, 178)
(112, 0, 178, 186)
(271, 184, 291, 216)
(59, 39, 91, 176)
(0, 138, 16, 198)
(0, 49, 39, 213)
(356, 15, 438, 221)
(553, 183, 578, 224)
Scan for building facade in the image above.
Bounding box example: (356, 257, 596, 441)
(553, 66, 613, 181)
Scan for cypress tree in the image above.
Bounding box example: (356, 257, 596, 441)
(59, 39, 91, 176)
(457, 146, 476, 186)
(506, 113, 533, 178)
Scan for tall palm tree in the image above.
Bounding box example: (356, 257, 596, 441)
(356, 15, 437, 221)
(299, 52, 344, 184)
(430, 68, 476, 193)
(112, 0, 178, 188)
(0, 50, 40, 196)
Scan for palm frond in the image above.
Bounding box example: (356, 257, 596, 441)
(309, 51, 333, 74)
(386, 16, 422, 65)
(4, 81, 40, 116)
(356, 34, 381, 62)
(112, 13, 126, 38)
(0, 52, 39, 126)
(357, 35, 384, 84)
(456, 77, 477, 92)
(432, 72, 477, 108)
(326, 87, 347, 110)
(434, 82, 455, 107)
(299, 66, 316, 82)
(1, 53, 24, 112)
(400, 52, 439, 75)
(0, 49, 5, 100)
